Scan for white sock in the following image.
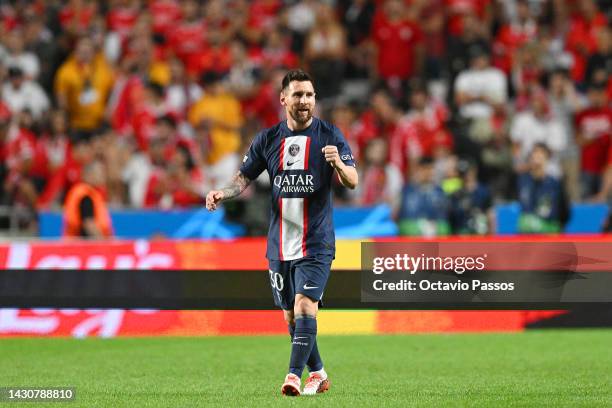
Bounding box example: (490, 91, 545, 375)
(311, 367, 327, 379)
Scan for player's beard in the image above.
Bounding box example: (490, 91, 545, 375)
(290, 106, 313, 125)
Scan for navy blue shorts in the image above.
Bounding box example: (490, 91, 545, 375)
(268, 254, 333, 310)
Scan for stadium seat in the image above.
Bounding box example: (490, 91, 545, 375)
(564, 203, 609, 234)
(494, 202, 610, 235)
(334, 204, 399, 238)
(495, 203, 521, 235)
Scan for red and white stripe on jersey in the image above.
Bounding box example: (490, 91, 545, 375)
(279, 197, 307, 260)
(278, 135, 311, 260)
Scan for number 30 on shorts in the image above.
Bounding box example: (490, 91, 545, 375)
(268, 270, 284, 291)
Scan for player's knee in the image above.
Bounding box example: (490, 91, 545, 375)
(294, 294, 318, 317)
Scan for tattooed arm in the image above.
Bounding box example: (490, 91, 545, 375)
(205, 171, 252, 211)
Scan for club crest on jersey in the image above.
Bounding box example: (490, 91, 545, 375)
(289, 144, 300, 157)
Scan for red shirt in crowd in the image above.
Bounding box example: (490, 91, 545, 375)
(353, 110, 397, 155)
(109, 75, 142, 136)
(144, 167, 169, 208)
(59, 3, 95, 31)
(36, 144, 87, 208)
(565, 12, 608, 82)
(250, 43, 298, 70)
(420, 0, 446, 58)
(0, 102, 9, 118)
(1, 6, 19, 32)
(248, 0, 282, 33)
(360, 166, 389, 206)
(190, 45, 232, 77)
(169, 20, 207, 70)
(391, 102, 452, 177)
(132, 106, 159, 152)
(576, 107, 612, 174)
(371, 11, 423, 80)
(5, 127, 36, 182)
(149, 0, 182, 35)
(106, 6, 138, 39)
(109, 75, 178, 151)
(172, 167, 205, 207)
(493, 21, 537, 73)
(445, 0, 490, 37)
(30, 134, 70, 182)
(242, 80, 283, 129)
(144, 165, 203, 208)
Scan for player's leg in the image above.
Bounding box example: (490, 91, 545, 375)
(284, 308, 323, 373)
(281, 309, 303, 396)
(294, 295, 329, 395)
(288, 294, 319, 380)
(291, 255, 332, 395)
(270, 261, 304, 396)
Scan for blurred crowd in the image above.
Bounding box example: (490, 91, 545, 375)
(0, 0, 611, 235)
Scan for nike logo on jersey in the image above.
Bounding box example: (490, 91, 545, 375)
(286, 159, 301, 167)
(303, 284, 318, 290)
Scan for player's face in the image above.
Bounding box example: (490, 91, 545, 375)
(281, 80, 316, 125)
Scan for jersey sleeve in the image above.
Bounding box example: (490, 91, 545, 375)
(331, 126, 356, 167)
(239, 131, 267, 180)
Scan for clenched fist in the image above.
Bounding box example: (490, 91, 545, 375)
(206, 190, 225, 211)
(322, 145, 342, 169)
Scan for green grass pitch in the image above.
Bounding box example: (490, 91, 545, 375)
(1, 330, 611, 407)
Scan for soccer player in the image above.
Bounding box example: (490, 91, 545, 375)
(205, 69, 358, 396)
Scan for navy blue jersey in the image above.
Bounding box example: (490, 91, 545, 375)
(240, 118, 355, 260)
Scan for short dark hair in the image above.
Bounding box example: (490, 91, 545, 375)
(176, 143, 195, 170)
(145, 80, 165, 98)
(281, 69, 314, 91)
(7, 66, 23, 78)
(200, 70, 224, 86)
(587, 80, 607, 91)
(531, 142, 551, 158)
(468, 44, 490, 60)
(156, 113, 177, 129)
(418, 156, 434, 166)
